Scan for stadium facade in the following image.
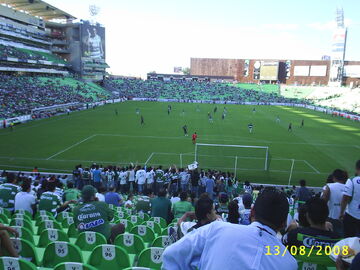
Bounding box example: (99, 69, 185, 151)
(191, 9, 360, 87)
(190, 58, 360, 87)
(0, 0, 108, 81)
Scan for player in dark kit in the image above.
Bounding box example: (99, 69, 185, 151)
(182, 125, 188, 136)
(288, 123, 292, 131)
(214, 106, 217, 113)
(301, 119, 304, 128)
(115, 109, 118, 116)
(248, 123, 254, 133)
(140, 115, 144, 125)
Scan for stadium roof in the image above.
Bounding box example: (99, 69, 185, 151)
(0, 0, 76, 20)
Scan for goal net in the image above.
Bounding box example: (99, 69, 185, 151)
(194, 143, 269, 175)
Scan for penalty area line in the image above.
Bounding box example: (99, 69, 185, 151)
(46, 134, 97, 160)
(145, 152, 155, 165)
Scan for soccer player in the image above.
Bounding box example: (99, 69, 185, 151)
(276, 115, 280, 123)
(288, 123, 292, 132)
(181, 109, 185, 116)
(252, 107, 256, 113)
(248, 123, 254, 133)
(222, 113, 225, 120)
(140, 115, 144, 125)
(196, 105, 200, 112)
(208, 112, 213, 123)
(192, 132, 198, 144)
(182, 125, 188, 136)
(214, 106, 217, 113)
(301, 119, 304, 128)
(167, 108, 170, 115)
(115, 109, 118, 116)
(136, 108, 140, 115)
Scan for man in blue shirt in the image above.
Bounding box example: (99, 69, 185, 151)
(92, 165, 102, 189)
(162, 188, 297, 270)
(205, 174, 215, 200)
(105, 186, 122, 207)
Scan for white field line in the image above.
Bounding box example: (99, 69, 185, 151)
(46, 134, 97, 160)
(0, 164, 69, 172)
(94, 133, 358, 148)
(288, 159, 295, 186)
(303, 160, 321, 174)
(145, 152, 155, 165)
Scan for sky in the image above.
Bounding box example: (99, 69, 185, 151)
(46, 0, 360, 78)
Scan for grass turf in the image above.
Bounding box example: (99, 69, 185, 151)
(0, 101, 359, 186)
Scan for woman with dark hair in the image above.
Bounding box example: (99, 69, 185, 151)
(227, 200, 240, 224)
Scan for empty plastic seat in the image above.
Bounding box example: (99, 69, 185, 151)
(35, 210, 54, 219)
(149, 217, 167, 228)
(116, 211, 128, 219)
(143, 221, 162, 235)
(137, 247, 164, 270)
(14, 209, 32, 218)
(130, 225, 155, 243)
(0, 257, 37, 270)
(35, 214, 54, 226)
(123, 268, 151, 270)
(138, 212, 150, 221)
(151, 236, 173, 248)
(12, 213, 32, 222)
(9, 218, 33, 233)
(42, 241, 83, 268)
(8, 238, 39, 266)
(54, 262, 97, 270)
(56, 211, 73, 222)
(38, 229, 70, 248)
(62, 216, 75, 228)
(0, 213, 9, 224)
(75, 231, 107, 251)
(37, 220, 63, 235)
(114, 233, 145, 255)
(128, 215, 144, 226)
(67, 223, 79, 238)
(10, 226, 35, 244)
(0, 207, 11, 218)
(119, 218, 134, 232)
(88, 244, 131, 269)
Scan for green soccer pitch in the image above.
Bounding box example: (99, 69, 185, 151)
(0, 101, 359, 187)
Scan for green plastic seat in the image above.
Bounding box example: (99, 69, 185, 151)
(142, 221, 162, 235)
(67, 223, 79, 238)
(42, 241, 83, 268)
(8, 238, 39, 266)
(124, 268, 152, 270)
(0, 207, 11, 218)
(114, 233, 145, 255)
(56, 211, 73, 222)
(0, 213, 9, 224)
(88, 244, 131, 269)
(151, 236, 173, 248)
(9, 218, 33, 233)
(37, 220, 63, 235)
(161, 225, 177, 236)
(128, 215, 144, 226)
(125, 209, 133, 216)
(119, 219, 134, 232)
(14, 209, 32, 218)
(35, 214, 54, 226)
(117, 211, 128, 219)
(149, 217, 167, 228)
(138, 212, 150, 221)
(10, 226, 35, 244)
(62, 216, 75, 228)
(12, 213, 32, 222)
(0, 256, 37, 270)
(38, 228, 70, 247)
(130, 225, 155, 243)
(34, 210, 54, 219)
(137, 247, 164, 270)
(75, 231, 107, 251)
(54, 262, 98, 270)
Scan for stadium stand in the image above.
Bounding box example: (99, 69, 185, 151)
(0, 75, 112, 119)
(0, 160, 359, 269)
(106, 78, 304, 103)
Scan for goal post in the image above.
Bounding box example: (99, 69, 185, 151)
(194, 143, 269, 174)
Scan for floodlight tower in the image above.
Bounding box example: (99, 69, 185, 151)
(328, 8, 347, 86)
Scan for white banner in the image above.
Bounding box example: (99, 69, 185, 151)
(294, 66, 310, 76)
(310, 66, 327, 76)
(343, 65, 360, 78)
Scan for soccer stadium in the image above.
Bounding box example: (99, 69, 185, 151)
(0, 0, 359, 269)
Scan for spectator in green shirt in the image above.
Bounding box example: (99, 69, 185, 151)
(151, 189, 172, 224)
(136, 189, 154, 214)
(63, 182, 81, 202)
(173, 192, 193, 218)
(73, 185, 124, 242)
(39, 181, 73, 216)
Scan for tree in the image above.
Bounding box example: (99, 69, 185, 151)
(182, 67, 190, 75)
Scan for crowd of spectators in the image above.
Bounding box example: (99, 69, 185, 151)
(0, 44, 46, 61)
(0, 160, 359, 268)
(0, 74, 112, 119)
(106, 78, 308, 104)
